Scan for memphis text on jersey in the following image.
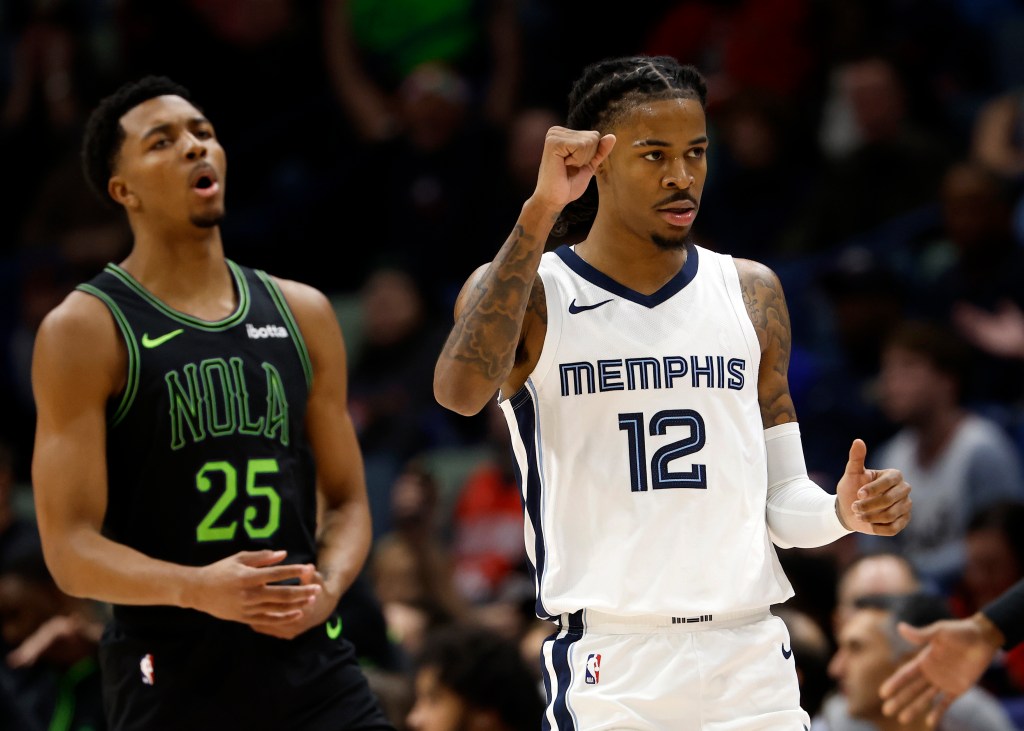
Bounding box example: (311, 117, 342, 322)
(558, 354, 747, 397)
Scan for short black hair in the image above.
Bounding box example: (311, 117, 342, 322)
(415, 622, 544, 731)
(556, 55, 707, 237)
(81, 75, 196, 205)
(853, 591, 953, 659)
(968, 499, 1024, 571)
(883, 319, 972, 393)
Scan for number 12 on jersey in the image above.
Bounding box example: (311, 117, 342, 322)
(618, 409, 707, 492)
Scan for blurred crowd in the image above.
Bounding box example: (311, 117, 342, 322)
(2, 0, 1024, 729)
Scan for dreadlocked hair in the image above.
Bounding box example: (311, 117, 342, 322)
(553, 55, 707, 237)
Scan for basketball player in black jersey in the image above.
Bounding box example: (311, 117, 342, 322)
(30, 76, 395, 730)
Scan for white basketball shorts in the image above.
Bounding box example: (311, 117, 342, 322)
(539, 608, 810, 730)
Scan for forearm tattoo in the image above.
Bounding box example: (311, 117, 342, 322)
(440, 225, 546, 381)
(740, 264, 796, 426)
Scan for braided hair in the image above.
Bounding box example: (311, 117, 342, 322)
(555, 55, 707, 237)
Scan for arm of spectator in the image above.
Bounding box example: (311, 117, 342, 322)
(6, 612, 104, 669)
(321, 0, 400, 141)
(951, 300, 1024, 361)
(971, 91, 1024, 178)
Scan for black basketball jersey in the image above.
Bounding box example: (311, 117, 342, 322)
(79, 260, 318, 631)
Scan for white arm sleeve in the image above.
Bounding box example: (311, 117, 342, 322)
(765, 422, 852, 549)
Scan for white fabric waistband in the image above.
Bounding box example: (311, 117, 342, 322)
(559, 607, 770, 633)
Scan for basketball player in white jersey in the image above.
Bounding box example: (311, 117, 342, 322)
(433, 55, 913, 730)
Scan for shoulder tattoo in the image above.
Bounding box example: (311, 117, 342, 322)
(444, 225, 546, 379)
(738, 262, 796, 425)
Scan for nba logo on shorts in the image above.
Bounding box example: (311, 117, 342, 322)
(140, 653, 155, 685)
(585, 653, 601, 684)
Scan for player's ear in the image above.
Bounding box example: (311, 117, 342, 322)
(108, 176, 138, 209)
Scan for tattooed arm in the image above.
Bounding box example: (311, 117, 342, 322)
(736, 258, 912, 540)
(434, 127, 615, 416)
(735, 258, 797, 429)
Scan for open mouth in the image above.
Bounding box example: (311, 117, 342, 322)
(190, 167, 220, 198)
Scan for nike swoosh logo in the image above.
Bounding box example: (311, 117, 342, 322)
(568, 298, 613, 314)
(781, 643, 793, 660)
(326, 616, 342, 640)
(141, 329, 184, 348)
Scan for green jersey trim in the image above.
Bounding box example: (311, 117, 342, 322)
(103, 260, 252, 329)
(255, 269, 313, 389)
(77, 283, 140, 426)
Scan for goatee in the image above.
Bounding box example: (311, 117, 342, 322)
(651, 230, 691, 251)
(190, 211, 225, 228)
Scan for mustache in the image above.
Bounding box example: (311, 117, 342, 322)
(654, 191, 698, 208)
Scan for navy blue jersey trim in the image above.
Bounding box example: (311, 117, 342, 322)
(552, 243, 699, 308)
(543, 630, 581, 731)
(510, 382, 553, 621)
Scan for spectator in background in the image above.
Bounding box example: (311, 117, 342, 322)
(0, 440, 39, 581)
(951, 297, 1024, 452)
(641, 0, 819, 110)
(406, 622, 544, 731)
(489, 105, 565, 248)
(953, 298, 1024, 363)
(794, 247, 906, 482)
(821, 592, 1016, 731)
(947, 500, 1024, 697)
(370, 460, 465, 660)
(337, 572, 417, 730)
(336, 60, 502, 314)
(859, 320, 1024, 590)
(349, 265, 463, 531)
(0, 0, 114, 257)
(15, 147, 132, 274)
(911, 159, 1024, 406)
(970, 86, 1024, 247)
(0, 545, 107, 731)
(0, 252, 81, 472)
(449, 399, 526, 607)
(972, 87, 1024, 183)
(695, 88, 815, 260)
(815, 553, 920, 729)
(321, 0, 521, 142)
(814, 551, 925, 729)
(789, 52, 955, 255)
(832, 553, 924, 639)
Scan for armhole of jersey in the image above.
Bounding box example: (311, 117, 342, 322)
(255, 269, 313, 390)
(528, 260, 563, 390)
(716, 252, 762, 368)
(76, 283, 140, 427)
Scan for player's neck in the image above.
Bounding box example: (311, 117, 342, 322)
(574, 233, 687, 296)
(118, 235, 236, 321)
(912, 407, 964, 467)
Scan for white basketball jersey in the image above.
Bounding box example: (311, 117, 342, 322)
(499, 243, 794, 619)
